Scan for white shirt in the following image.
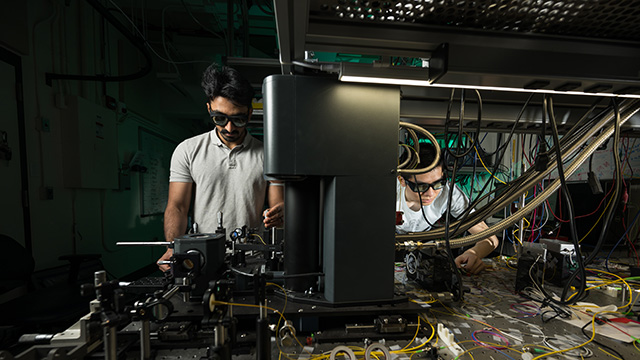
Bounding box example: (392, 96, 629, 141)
(395, 179, 470, 234)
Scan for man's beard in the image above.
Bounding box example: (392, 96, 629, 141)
(220, 129, 242, 142)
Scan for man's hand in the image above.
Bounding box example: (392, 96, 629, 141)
(157, 248, 173, 272)
(454, 249, 486, 275)
(263, 203, 284, 228)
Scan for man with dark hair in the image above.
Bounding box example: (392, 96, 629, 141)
(157, 64, 284, 271)
(396, 144, 498, 274)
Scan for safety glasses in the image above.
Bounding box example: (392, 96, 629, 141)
(209, 110, 249, 128)
(404, 178, 446, 193)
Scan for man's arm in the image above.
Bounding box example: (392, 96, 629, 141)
(157, 182, 193, 271)
(263, 181, 284, 228)
(454, 220, 499, 274)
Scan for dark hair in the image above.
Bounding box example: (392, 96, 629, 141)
(401, 142, 444, 180)
(201, 63, 255, 109)
(416, 142, 444, 170)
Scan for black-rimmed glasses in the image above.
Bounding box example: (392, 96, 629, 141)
(209, 110, 249, 128)
(404, 178, 446, 193)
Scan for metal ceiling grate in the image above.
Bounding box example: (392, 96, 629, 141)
(312, 0, 640, 42)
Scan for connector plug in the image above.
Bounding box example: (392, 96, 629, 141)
(437, 323, 463, 357)
(588, 171, 603, 195)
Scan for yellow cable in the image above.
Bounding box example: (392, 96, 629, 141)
(265, 282, 315, 360)
(209, 299, 303, 360)
(420, 313, 437, 344)
(473, 143, 507, 184)
(578, 192, 615, 243)
(430, 307, 505, 337)
(399, 315, 421, 351)
(465, 132, 507, 185)
(457, 339, 523, 354)
(585, 269, 633, 309)
(566, 269, 633, 309)
(512, 234, 524, 246)
(251, 233, 267, 245)
(522, 344, 554, 352)
(399, 143, 419, 169)
(531, 311, 616, 360)
(225, 283, 313, 360)
(454, 345, 515, 359)
(505, 260, 518, 270)
(598, 347, 622, 360)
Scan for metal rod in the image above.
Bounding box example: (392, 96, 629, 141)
(116, 241, 173, 247)
(214, 324, 226, 347)
(519, 135, 526, 248)
(270, 227, 277, 260)
(104, 326, 117, 360)
(140, 320, 151, 360)
(162, 285, 181, 300)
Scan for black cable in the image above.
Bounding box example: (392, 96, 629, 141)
(439, 90, 484, 238)
(562, 97, 607, 142)
(277, 272, 324, 279)
(481, 93, 535, 157)
(256, 0, 275, 16)
(583, 98, 623, 281)
(545, 95, 587, 304)
(444, 158, 464, 301)
(535, 99, 549, 171)
(528, 135, 537, 166)
(229, 266, 324, 280)
(230, 266, 254, 278)
(241, 0, 250, 57)
(625, 136, 635, 179)
(440, 90, 483, 300)
(571, 100, 622, 292)
(399, 96, 622, 243)
(419, 90, 466, 300)
(476, 100, 620, 243)
(409, 164, 458, 299)
(467, 122, 480, 204)
(415, 174, 437, 228)
(181, 0, 226, 41)
(580, 320, 626, 360)
(456, 94, 536, 220)
(421, 101, 612, 241)
(448, 97, 612, 304)
(45, 0, 152, 84)
(444, 89, 482, 160)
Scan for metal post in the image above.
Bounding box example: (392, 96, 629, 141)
(518, 135, 526, 252)
(103, 326, 117, 360)
(140, 320, 150, 360)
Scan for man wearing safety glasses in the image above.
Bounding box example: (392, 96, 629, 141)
(396, 145, 498, 274)
(157, 64, 284, 271)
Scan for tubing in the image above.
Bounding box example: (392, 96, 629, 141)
(437, 99, 640, 249)
(395, 99, 640, 249)
(397, 122, 441, 175)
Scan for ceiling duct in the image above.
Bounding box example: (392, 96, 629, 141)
(276, 1, 640, 96)
(429, 43, 640, 97)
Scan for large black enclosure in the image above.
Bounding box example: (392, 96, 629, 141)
(263, 75, 400, 304)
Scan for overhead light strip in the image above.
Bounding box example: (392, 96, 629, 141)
(339, 64, 640, 99)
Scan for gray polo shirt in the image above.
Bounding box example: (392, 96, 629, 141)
(169, 129, 267, 233)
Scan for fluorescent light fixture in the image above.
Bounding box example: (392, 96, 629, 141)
(338, 62, 640, 99)
(339, 62, 431, 86)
